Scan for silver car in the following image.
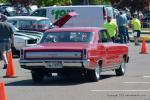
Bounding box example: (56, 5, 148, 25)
(7, 16, 53, 32)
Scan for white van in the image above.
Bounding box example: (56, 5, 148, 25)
(31, 5, 117, 27)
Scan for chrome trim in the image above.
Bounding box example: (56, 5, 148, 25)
(25, 52, 82, 59)
(19, 59, 92, 69)
(20, 49, 24, 59)
(101, 64, 120, 72)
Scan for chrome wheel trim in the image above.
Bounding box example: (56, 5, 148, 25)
(95, 65, 100, 79)
(121, 60, 126, 73)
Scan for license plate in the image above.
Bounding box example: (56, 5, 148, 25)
(46, 61, 62, 68)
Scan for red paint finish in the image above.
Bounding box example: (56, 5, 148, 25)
(21, 27, 129, 70)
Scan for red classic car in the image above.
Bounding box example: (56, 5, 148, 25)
(19, 27, 129, 82)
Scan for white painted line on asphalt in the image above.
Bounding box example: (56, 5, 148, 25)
(143, 76, 150, 78)
(124, 82, 150, 84)
(91, 90, 150, 92)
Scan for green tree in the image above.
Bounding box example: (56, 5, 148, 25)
(90, 0, 101, 5)
(3, 0, 72, 7)
(91, 0, 109, 5)
(111, 0, 150, 14)
(72, 0, 110, 5)
(0, 0, 8, 3)
(38, 0, 72, 7)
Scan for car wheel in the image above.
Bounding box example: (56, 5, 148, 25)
(115, 58, 126, 76)
(86, 64, 101, 82)
(58, 71, 72, 77)
(31, 70, 44, 83)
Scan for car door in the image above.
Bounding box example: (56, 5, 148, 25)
(97, 29, 110, 68)
(98, 29, 120, 69)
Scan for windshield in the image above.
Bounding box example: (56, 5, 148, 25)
(8, 19, 51, 30)
(40, 31, 93, 43)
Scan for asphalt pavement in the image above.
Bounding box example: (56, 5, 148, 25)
(0, 42, 150, 100)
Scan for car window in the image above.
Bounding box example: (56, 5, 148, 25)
(31, 9, 46, 17)
(106, 7, 114, 19)
(18, 20, 35, 30)
(8, 18, 52, 30)
(6, 7, 15, 12)
(5, 7, 15, 16)
(37, 19, 52, 29)
(98, 30, 111, 43)
(40, 31, 93, 43)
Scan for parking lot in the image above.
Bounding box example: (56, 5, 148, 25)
(0, 42, 150, 100)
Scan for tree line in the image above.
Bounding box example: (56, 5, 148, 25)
(0, 0, 150, 14)
(0, 0, 109, 6)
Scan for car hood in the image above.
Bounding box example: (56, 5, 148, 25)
(53, 12, 78, 27)
(14, 31, 43, 40)
(23, 43, 93, 51)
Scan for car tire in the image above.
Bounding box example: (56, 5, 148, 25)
(31, 70, 44, 83)
(115, 58, 126, 76)
(86, 64, 101, 82)
(58, 71, 72, 77)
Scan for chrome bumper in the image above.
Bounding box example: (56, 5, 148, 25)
(19, 59, 95, 70)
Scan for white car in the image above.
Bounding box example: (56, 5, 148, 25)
(10, 24, 43, 55)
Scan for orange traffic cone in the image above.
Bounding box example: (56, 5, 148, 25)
(0, 82, 7, 100)
(140, 37, 148, 54)
(4, 51, 16, 78)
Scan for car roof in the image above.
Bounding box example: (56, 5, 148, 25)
(46, 27, 106, 32)
(7, 16, 49, 21)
